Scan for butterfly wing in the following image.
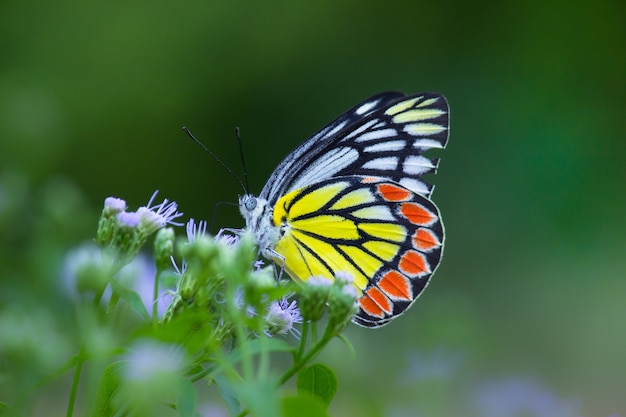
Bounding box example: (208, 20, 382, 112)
(260, 92, 449, 205)
(269, 176, 444, 327)
(259, 92, 405, 203)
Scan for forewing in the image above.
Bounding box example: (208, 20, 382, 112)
(261, 92, 449, 204)
(260, 92, 404, 202)
(270, 176, 444, 328)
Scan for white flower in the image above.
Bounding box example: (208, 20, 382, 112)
(308, 276, 333, 287)
(123, 340, 184, 381)
(265, 297, 303, 338)
(104, 197, 127, 213)
(186, 218, 208, 241)
(137, 190, 183, 233)
(117, 211, 141, 228)
(334, 271, 354, 286)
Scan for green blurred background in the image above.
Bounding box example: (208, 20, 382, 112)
(1, 0, 624, 416)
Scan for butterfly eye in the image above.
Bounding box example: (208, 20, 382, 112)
(245, 197, 257, 211)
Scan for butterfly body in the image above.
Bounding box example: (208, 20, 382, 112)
(239, 92, 449, 328)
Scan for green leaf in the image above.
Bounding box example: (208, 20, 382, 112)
(0, 402, 8, 415)
(282, 395, 329, 417)
(296, 363, 337, 407)
(214, 375, 241, 416)
(237, 379, 280, 417)
(110, 279, 150, 321)
(91, 361, 125, 417)
(177, 378, 197, 417)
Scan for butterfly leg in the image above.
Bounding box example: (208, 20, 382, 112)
(264, 248, 287, 282)
(216, 227, 245, 238)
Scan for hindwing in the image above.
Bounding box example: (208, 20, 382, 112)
(268, 176, 444, 328)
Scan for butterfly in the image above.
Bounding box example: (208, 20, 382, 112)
(239, 92, 449, 327)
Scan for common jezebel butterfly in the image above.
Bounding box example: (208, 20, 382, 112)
(239, 92, 449, 327)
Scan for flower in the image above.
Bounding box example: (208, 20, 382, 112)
(186, 218, 208, 241)
(97, 191, 182, 258)
(133, 190, 184, 235)
(62, 244, 174, 318)
(61, 243, 113, 297)
(265, 297, 303, 338)
(215, 228, 240, 246)
(122, 339, 184, 381)
(117, 211, 141, 228)
(104, 197, 127, 213)
(144, 190, 184, 227)
(116, 340, 186, 415)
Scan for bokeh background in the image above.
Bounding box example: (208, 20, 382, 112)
(1, 1, 625, 416)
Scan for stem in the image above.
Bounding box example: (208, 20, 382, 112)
(66, 346, 85, 417)
(190, 365, 214, 383)
(296, 321, 309, 361)
(279, 334, 332, 385)
(153, 269, 162, 326)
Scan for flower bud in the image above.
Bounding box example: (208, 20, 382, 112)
(299, 276, 332, 322)
(154, 227, 175, 271)
(96, 197, 126, 246)
(327, 272, 358, 333)
(265, 298, 302, 338)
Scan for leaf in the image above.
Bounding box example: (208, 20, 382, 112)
(110, 279, 150, 321)
(282, 395, 329, 417)
(296, 364, 338, 407)
(0, 402, 8, 415)
(91, 361, 125, 417)
(214, 375, 241, 416)
(177, 378, 197, 417)
(237, 379, 281, 417)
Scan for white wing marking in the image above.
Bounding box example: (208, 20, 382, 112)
(364, 140, 405, 153)
(362, 156, 398, 171)
(402, 155, 435, 175)
(289, 147, 359, 191)
(355, 128, 398, 142)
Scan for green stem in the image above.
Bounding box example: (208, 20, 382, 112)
(296, 321, 309, 361)
(279, 334, 332, 385)
(153, 269, 162, 326)
(66, 346, 85, 417)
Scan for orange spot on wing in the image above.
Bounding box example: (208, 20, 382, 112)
(413, 228, 440, 251)
(378, 271, 412, 301)
(359, 295, 385, 318)
(400, 203, 435, 225)
(399, 250, 430, 277)
(378, 184, 411, 202)
(361, 176, 380, 184)
(365, 287, 392, 314)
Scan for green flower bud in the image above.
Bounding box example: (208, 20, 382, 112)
(96, 197, 126, 246)
(154, 227, 175, 271)
(327, 272, 358, 333)
(299, 276, 332, 322)
(70, 245, 115, 297)
(114, 211, 143, 260)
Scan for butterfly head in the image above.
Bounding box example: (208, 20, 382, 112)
(239, 194, 281, 256)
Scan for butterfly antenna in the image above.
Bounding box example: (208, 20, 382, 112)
(235, 127, 250, 193)
(209, 201, 238, 233)
(182, 126, 247, 193)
